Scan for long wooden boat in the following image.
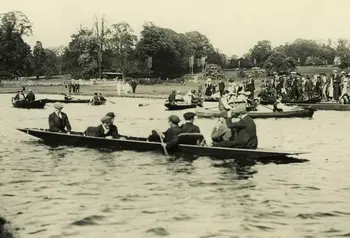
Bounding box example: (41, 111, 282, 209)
(286, 102, 350, 111)
(91, 99, 107, 106)
(46, 99, 90, 104)
(195, 107, 315, 119)
(164, 100, 202, 110)
(11, 98, 47, 109)
(17, 128, 308, 161)
(260, 98, 321, 105)
(204, 96, 219, 102)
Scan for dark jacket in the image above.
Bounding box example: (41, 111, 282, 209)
(221, 115, 258, 149)
(163, 126, 182, 148)
(25, 92, 35, 101)
(181, 122, 200, 133)
(85, 124, 119, 138)
(218, 81, 225, 91)
(48, 112, 72, 132)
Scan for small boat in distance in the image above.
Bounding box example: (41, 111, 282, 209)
(17, 128, 308, 162)
(11, 98, 47, 109)
(46, 98, 90, 104)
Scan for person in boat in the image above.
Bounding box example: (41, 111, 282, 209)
(183, 90, 196, 104)
(168, 90, 176, 103)
(25, 89, 35, 102)
(174, 90, 184, 101)
(48, 103, 72, 134)
(148, 115, 182, 149)
(21, 87, 27, 97)
(211, 111, 233, 145)
(273, 96, 283, 112)
(218, 90, 234, 112)
(91, 93, 100, 103)
(99, 93, 106, 101)
(181, 112, 200, 133)
(14, 90, 25, 101)
(214, 105, 258, 149)
(84, 115, 120, 139)
(64, 94, 73, 100)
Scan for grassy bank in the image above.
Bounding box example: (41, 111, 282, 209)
(0, 66, 338, 99)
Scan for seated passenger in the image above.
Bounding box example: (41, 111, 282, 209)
(14, 90, 25, 101)
(181, 112, 200, 133)
(273, 96, 283, 112)
(84, 114, 120, 139)
(168, 90, 176, 103)
(148, 115, 182, 149)
(215, 105, 258, 149)
(211, 111, 233, 145)
(48, 103, 72, 133)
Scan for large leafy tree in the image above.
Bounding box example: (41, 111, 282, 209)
(263, 51, 296, 75)
(0, 11, 32, 79)
(250, 40, 273, 67)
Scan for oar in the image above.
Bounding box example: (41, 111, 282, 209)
(247, 98, 274, 111)
(107, 99, 116, 104)
(154, 129, 169, 156)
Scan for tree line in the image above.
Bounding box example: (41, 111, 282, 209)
(1, 11, 350, 80)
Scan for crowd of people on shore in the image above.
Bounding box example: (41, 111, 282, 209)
(258, 70, 350, 104)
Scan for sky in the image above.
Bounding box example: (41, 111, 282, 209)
(2, 0, 350, 57)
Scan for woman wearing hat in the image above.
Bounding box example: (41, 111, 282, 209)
(48, 103, 72, 133)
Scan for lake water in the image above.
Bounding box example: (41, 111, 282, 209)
(1, 94, 350, 238)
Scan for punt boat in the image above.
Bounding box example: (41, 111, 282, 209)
(46, 99, 90, 104)
(195, 107, 315, 119)
(17, 128, 308, 162)
(11, 98, 47, 109)
(286, 102, 350, 111)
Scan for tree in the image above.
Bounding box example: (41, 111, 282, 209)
(185, 31, 214, 58)
(250, 40, 272, 67)
(109, 22, 137, 77)
(0, 11, 32, 79)
(336, 38, 350, 69)
(32, 41, 46, 79)
(43, 48, 59, 77)
(263, 52, 296, 75)
(94, 15, 110, 79)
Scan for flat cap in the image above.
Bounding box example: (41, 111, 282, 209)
(101, 115, 112, 123)
(232, 104, 247, 114)
(106, 112, 115, 118)
(183, 112, 196, 120)
(168, 115, 180, 124)
(54, 103, 64, 109)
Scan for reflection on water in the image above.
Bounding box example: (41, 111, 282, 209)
(1, 94, 350, 237)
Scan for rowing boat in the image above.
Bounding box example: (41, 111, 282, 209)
(164, 100, 202, 110)
(46, 99, 90, 104)
(260, 98, 321, 105)
(91, 99, 107, 106)
(17, 128, 307, 161)
(286, 102, 350, 111)
(195, 107, 315, 119)
(11, 98, 47, 109)
(204, 96, 219, 102)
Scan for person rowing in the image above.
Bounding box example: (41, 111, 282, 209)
(273, 95, 283, 112)
(213, 105, 258, 149)
(91, 93, 100, 103)
(25, 89, 35, 102)
(14, 90, 25, 101)
(84, 113, 121, 139)
(148, 115, 182, 149)
(181, 112, 200, 133)
(48, 103, 72, 134)
(64, 94, 73, 100)
(211, 111, 234, 144)
(218, 90, 234, 112)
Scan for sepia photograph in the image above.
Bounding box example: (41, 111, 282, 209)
(1, 0, 349, 237)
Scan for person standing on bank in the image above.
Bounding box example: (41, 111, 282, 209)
(48, 103, 72, 133)
(246, 75, 255, 100)
(181, 112, 200, 133)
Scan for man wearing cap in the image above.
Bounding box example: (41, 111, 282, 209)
(181, 112, 200, 133)
(94, 115, 119, 138)
(48, 103, 72, 133)
(215, 105, 258, 149)
(25, 89, 35, 102)
(148, 115, 182, 149)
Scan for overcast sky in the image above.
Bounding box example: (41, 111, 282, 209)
(2, 0, 350, 56)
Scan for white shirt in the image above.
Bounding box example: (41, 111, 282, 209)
(55, 111, 62, 118)
(220, 96, 233, 110)
(102, 124, 110, 134)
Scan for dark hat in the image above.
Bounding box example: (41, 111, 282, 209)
(183, 112, 196, 120)
(101, 115, 112, 123)
(106, 112, 115, 118)
(94, 93, 98, 95)
(168, 115, 180, 124)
